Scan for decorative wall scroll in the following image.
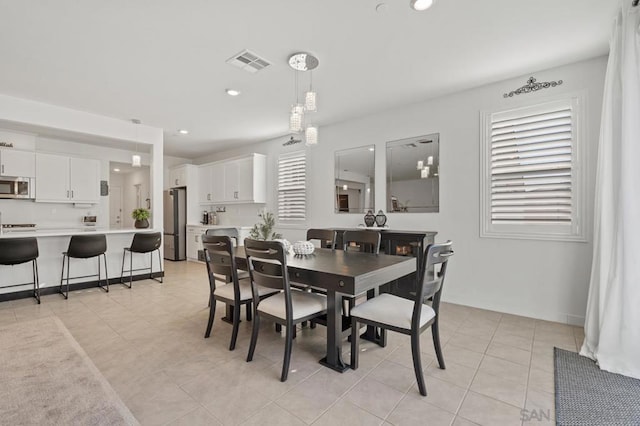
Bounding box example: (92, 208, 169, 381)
(503, 76, 563, 98)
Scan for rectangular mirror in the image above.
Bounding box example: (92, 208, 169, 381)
(335, 145, 375, 213)
(386, 133, 439, 213)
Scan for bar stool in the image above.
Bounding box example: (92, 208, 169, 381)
(59, 234, 108, 299)
(120, 232, 163, 288)
(0, 237, 40, 304)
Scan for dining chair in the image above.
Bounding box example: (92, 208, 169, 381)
(342, 230, 381, 254)
(202, 234, 278, 350)
(306, 228, 337, 249)
(245, 238, 327, 382)
(350, 241, 454, 396)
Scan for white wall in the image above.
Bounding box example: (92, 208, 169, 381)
(194, 56, 607, 324)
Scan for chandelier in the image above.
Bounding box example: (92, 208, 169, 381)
(288, 52, 319, 146)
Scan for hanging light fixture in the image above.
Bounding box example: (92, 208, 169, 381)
(421, 166, 430, 179)
(131, 119, 142, 168)
(427, 155, 434, 165)
(417, 160, 424, 170)
(289, 52, 320, 143)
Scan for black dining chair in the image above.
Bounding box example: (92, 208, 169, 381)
(202, 235, 278, 350)
(245, 239, 327, 382)
(342, 230, 381, 254)
(350, 241, 454, 396)
(0, 237, 40, 304)
(119, 232, 163, 288)
(59, 234, 109, 299)
(306, 228, 337, 249)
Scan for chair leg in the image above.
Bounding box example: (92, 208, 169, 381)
(32, 259, 40, 304)
(247, 312, 260, 362)
(229, 303, 241, 351)
(432, 320, 446, 370)
(59, 255, 68, 299)
(275, 323, 282, 333)
(281, 323, 294, 382)
(350, 317, 359, 370)
(129, 250, 134, 288)
(120, 250, 126, 285)
(246, 303, 252, 321)
(204, 296, 216, 338)
(411, 332, 427, 396)
(157, 250, 163, 283)
(149, 252, 153, 279)
(103, 253, 109, 292)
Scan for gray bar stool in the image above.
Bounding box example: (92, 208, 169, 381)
(119, 232, 163, 288)
(59, 234, 108, 299)
(0, 237, 40, 304)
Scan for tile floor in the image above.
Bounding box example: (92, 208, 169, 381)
(0, 261, 583, 425)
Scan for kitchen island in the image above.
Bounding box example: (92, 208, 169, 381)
(0, 228, 162, 300)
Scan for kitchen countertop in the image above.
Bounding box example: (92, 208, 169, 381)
(0, 227, 159, 239)
(187, 224, 253, 229)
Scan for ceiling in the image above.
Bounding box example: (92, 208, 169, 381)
(0, 0, 617, 158)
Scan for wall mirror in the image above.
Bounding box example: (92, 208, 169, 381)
(386, 133, 439, 213)
(334, 145, 375, 213)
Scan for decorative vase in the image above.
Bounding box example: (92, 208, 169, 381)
(364, 210, 376, 227)
(292, 241, 315, 255)
(134, 219, 149, 229)
(375, 210, 387, 227)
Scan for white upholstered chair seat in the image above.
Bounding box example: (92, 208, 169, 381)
(215, 278, 279, 302)
(257, 290, 327, 320)
(350, 293, 435, 330)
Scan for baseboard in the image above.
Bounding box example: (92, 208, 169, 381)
(0, 272, 165, 303)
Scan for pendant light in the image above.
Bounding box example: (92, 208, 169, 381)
(305, 70, 317, 112)
(288, 52, 320, 144)
(289, 68, 304, 133)
(305, 125, 318, 146)
(131, 119, 142, 167)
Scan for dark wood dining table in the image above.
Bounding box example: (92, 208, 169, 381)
(232, 246, 416, 372)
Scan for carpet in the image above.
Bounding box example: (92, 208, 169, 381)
(0, 316, 138, 425)
(554, 347, 640, 426)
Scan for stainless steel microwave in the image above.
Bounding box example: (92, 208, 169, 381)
(0, 177, 33, 199)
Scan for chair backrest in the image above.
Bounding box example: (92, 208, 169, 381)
(342, 230, 381, 254)
(412, 241, 454, 331)
(129, 232, 162, 253)
(202, 234, 240, 299)
(306, 228, 336, 249)
(67, 234, 107, 258)
(205, 228, 240, 245)
(244, 239, 293, 319)
(0, 237, 38, 265)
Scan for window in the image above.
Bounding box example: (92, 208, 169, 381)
(480, 96, 586, 241)
(278, 151, 306, 222)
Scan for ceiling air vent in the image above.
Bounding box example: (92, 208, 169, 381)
(226, 49, 271, 73)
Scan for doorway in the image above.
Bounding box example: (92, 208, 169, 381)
(109, 186, 123, 229)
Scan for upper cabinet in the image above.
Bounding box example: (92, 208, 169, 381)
(35, 153, 100, 203)
(198, 153, 266, 204)
(0, 149, 35, 177)
(169, 165, 187, 187)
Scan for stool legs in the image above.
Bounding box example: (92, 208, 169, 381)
(59, 253, 108, 298)
(32, 259, 40, 304)
(97, 253, 109, 293)
(59, 254, 70, 299)
(120, 248, 164, 289)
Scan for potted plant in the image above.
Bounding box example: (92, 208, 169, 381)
(249, 209, 282, 240)
(132, 208, 150, 229)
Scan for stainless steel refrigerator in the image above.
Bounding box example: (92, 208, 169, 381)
(163, 188, 186, 260)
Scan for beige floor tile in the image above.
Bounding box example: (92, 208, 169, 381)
(345, 377, 406, 419)
(368, 359, 419, 393)
(407, 376, 467, 414)
(165, 406, 223, 426)
(447, 333, 491, 354)
(458, 391, 523, 426)
(524, 388, 555, 425)
(425, 360, 477, 389)
(442, 344, 485, 369)
(386, 395, 455, 425)
(528, 367, 554, 394)
(242, 402, 306, 426)
(486, 341, 531, 366)
(312, 399, 384, 426)
(470, 371, 527, 408)
(127, 384, 200, 426)
(491, 331, 533, 351)
(452, 416, 480, 425)
(478, 355, 529, 385)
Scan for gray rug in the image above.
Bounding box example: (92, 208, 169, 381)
(555, 347, 640, 426)
(0, 316, 138, 425)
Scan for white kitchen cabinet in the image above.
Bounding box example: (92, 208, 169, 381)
(169, 165, 187, 187)
(186, 225, 205, 260)
(198, 154, 266, 205)
(0, 149, 35, 177)
(35, 153, 100, 203)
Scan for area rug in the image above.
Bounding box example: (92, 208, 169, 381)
(554, 347, 640, 426)
(0, 316, 138, 425)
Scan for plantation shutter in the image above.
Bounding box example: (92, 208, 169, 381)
(490, 100, 574, 224)
(278, 151, 306, 221)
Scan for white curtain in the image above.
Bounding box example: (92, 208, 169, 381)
(580, 1, 640, 379)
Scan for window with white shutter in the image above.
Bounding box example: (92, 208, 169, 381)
(278, 151, 306, 222)
(480, 97, 586, 241)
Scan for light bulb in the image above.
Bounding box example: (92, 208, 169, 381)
(132, 154, 141, 168)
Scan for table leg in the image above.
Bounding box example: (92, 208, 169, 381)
(360, 289, 387, 347)
(319, 289, 349, 372)
(222, 304, 235, 324)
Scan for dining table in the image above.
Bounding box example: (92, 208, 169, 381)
(232, 246, 416, 372)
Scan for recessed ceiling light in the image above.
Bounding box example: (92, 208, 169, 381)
(369, 147, 375, 151)
(113, 168, 120, 172)
(410, 0, 434, 11)
(375, 3, 388, 13)
(178, 129, 189, 135)
(226, 89, 241, 96)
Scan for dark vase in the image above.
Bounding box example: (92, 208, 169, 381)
(375, 210, 387, 227)
(134, 219, 149, 229)
(364, 210, 376, 227)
